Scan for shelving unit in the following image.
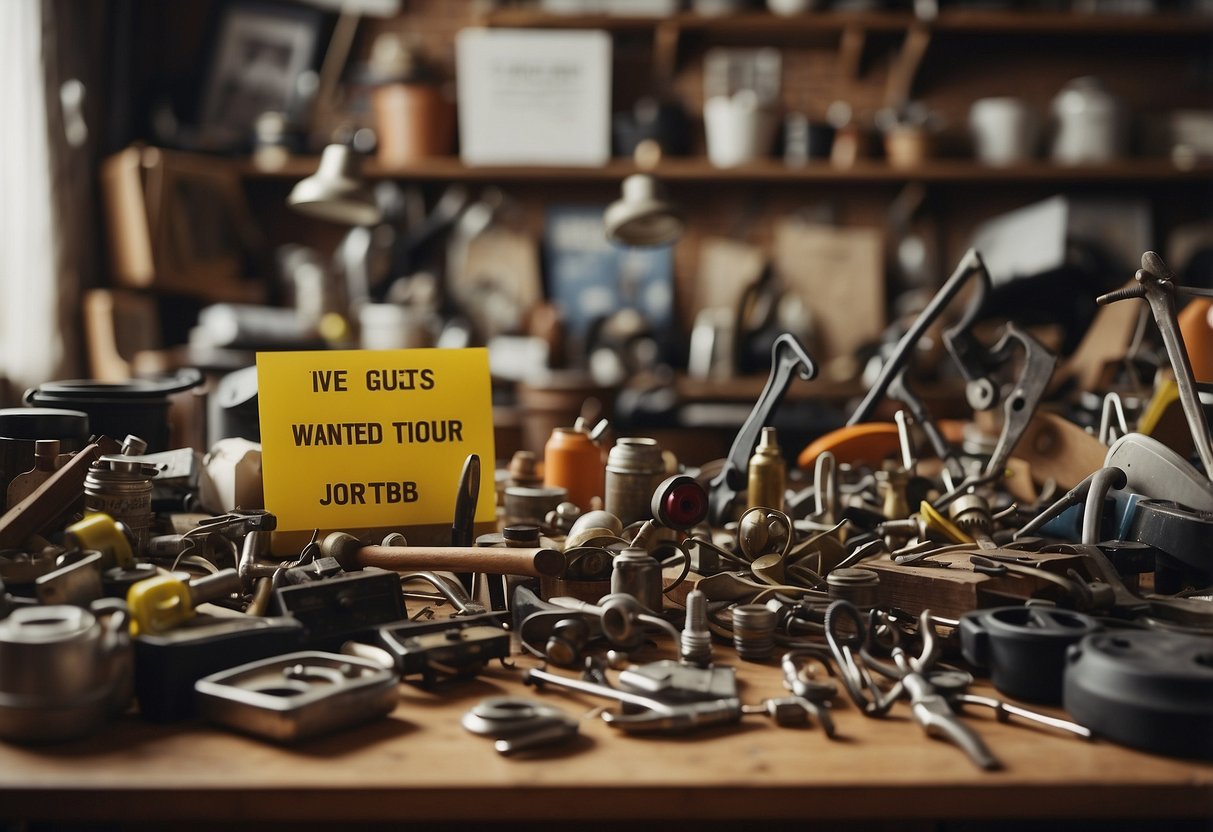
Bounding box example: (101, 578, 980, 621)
(91, 0, 1213, 458)
(238, 156, 1212, 184)
(479, 8, 1213, 36)
(225, 1, 1213, 356)
(474, 7, 1213, 105)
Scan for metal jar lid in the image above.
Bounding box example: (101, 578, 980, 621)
(826, 567, 880, 590)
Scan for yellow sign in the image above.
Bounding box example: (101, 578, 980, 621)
(256, 348, 496, 533)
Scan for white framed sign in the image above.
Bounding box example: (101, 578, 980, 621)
(456, 28, 611, 166)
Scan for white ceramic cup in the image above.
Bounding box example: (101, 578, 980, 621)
(1051, 77, 1124, 165)
(359, 303, 430, 350)
(969, 97, 1039, 167)
(705, 91, 777, 168)
(767, 0, 816, 13)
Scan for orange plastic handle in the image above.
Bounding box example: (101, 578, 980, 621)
(797, 423, 901, 470)
(1179, 298, 1213, 383)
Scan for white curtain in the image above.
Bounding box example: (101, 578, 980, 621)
(0, 0, 60, 399)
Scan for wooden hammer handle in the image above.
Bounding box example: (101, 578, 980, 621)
(0, 443, 101, 549)
(356, 545, 564, 578)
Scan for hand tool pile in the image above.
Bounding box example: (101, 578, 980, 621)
(0, 250, 1209, 767)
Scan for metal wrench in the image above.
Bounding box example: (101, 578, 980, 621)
(933, 324, 1057, 508)
(523, 667, 742, 733)
(709, 333, 817, 526)
(895, 649, 1001, 771)
(1097, 251, 1213, 477)
(851, 248, 990, 426)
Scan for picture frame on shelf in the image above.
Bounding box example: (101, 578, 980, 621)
(101, 145, 268, 304)
(456, 28, 612, 166)
(197, 2, 324, 151)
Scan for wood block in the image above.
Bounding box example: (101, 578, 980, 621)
(1012, 411, 1107, 491)
(867, 548, 1090, 619)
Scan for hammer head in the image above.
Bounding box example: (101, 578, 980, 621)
(320, 531, 363, 571)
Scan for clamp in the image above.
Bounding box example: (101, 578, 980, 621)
(1097, 251, 1213, 477)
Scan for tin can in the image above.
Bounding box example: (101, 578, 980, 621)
(503, 485, 566, 527)
(84, 457, 156, 553)
(543, 427, 604, 511)
(732, 603, 777, 661)
(605, 437, 664, 527)
(610, 546, 663, 613)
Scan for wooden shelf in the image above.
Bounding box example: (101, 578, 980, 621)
(480, 8, 1213, 37)
(238, 156, 1213, 185)
(928, 9, 1213, 34)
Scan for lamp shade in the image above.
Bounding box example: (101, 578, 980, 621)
(603, 174, 684, 247)
(287, 144, 383, 226)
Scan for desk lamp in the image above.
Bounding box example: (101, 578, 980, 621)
(604, 140, 684, 247)
(287, 143, 382, 226)
(286, 142, 385, 346)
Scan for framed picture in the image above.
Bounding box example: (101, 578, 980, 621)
(456, 28, 611, 166)
(197, 2, 323, 150)
(101, 145, 267, 303)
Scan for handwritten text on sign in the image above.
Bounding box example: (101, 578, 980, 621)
(257, 349, 496, 532)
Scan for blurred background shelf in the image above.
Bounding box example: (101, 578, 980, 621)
(479, 8, 1213, 36)
(51, 0, 1213, 462)
(236, 156, 1213, 184)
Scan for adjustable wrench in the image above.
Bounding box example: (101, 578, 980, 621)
(974, 324, 1057, 482)
(932, 323, 1058, 507)
(523, 667, 742, 734)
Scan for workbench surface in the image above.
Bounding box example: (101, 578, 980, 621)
(0, 650, 1209, 827)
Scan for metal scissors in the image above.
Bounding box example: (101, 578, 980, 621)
(825, 599, 1001, 770)
(824, 599, 937, 717)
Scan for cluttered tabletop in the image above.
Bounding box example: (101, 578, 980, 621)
(1, 250, 1213, 827)
(0, 649, 1209, 826)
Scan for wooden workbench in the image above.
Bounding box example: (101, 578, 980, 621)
(0, 646, 1209, 831)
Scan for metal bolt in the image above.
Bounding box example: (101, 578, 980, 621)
(680, 589, 713, 667)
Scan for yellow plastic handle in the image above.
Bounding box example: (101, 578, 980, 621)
(126, 575, 193, 637)
(65, 513, 134, 570)
(919, 500, 973, 545)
